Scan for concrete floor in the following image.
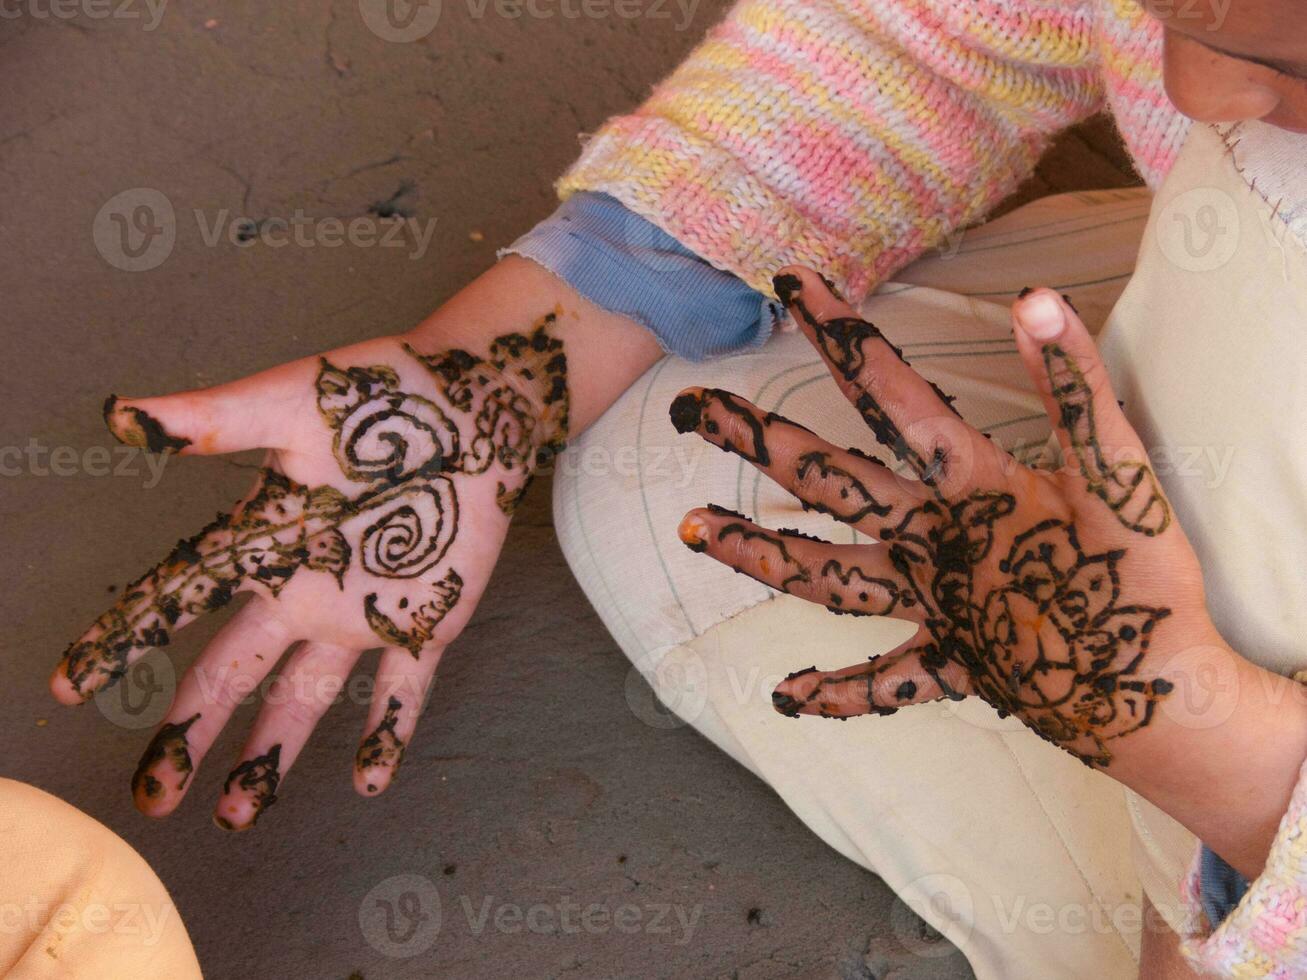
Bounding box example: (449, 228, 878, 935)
(0, 2, 1138, 978)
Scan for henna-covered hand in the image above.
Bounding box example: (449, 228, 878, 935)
(672, 269, 1221, 768)
(59, 313, 568, 828)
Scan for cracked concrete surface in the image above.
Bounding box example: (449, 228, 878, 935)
(0, 2, 1136, 977)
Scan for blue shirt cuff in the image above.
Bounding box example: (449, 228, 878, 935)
(1198, 844, 1250, 929)
(500, 192, 780, 362)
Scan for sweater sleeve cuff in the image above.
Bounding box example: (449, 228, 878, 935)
(500, 192, 781, 362)
(1179, 751, 1307, 976)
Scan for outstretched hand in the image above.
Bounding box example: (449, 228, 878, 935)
(673, 268, 1223, 768)
(56, 314, 568, 828)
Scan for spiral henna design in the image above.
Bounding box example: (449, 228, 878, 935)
(312, 313, 568, 648)
(64, 314, 569, 693)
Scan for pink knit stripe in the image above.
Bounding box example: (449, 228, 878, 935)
(562, 0, 1185, 300)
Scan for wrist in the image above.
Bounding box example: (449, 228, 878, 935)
(1110, 632, 1307, 877)
(403, 256, 662, 435)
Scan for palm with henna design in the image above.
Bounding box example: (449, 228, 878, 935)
(56, 314, 567, 828)
(672, 268, 1215, 768)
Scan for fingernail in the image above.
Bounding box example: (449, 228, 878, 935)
(1015, 291, 1066, 340)
(678, 513, 710, 552)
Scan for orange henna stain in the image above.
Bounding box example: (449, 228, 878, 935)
(678, 514, 709, 547)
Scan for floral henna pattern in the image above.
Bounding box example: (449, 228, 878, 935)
(133, 712, 201, 799)
(821, 560, 912, 617)
(879, 495, 1171, 765)
(668, 388, 771, 466)
(65, 314, 570, 690)
(218, 745, 282, 829)
(683, 275, 1177, 767)
(1044, 344, 1172, 536)
(720, 491, 1173, 766)
(409, 313, 569, 487)
(356, 695, 406, 792)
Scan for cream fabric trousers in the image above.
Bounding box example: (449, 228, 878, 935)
(555, 186, 1160, 980)
(555, 119, 1307, 979)
(0, 780, 201, 979)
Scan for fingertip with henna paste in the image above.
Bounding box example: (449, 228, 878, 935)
(355, 766, 393, 797)
(213, 798, 259, 832)
(1013, 289, 1067, 341)
(668, 389, 704, 434)
(103, 396, 191, 455)
(772, 690, 802, 717)
(772, 271, 803, 306)
(678, 511, 711, 553)
(49, 662, 86, 706)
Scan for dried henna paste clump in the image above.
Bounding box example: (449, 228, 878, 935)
(356, 696, 407, 793)
(364, 569, 462, 658)
(771, 691, 803, 717)
(219, 745, 282, 830)
(668, 392, 704, 434)
(103, 395, 192, 455)
(772, 273, 803, 306)
(705, 504, 749, 522)
(133, 713, 201, 799)
(776, 527, 826, 544)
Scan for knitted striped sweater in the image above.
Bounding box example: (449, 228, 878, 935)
(557, 0, 1192, 302)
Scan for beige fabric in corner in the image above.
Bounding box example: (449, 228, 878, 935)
(1100, 119, 1307, 928)
(0, 779, 201, 980)
(555, 188, 1156, 980)
(555, 116, 1307, 978)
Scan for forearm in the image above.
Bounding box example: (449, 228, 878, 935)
(1106, 641, 1307, 879)
(404, 255, 664, 435)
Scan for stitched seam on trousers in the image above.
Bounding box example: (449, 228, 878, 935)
(1000, 735, 1140, 965)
